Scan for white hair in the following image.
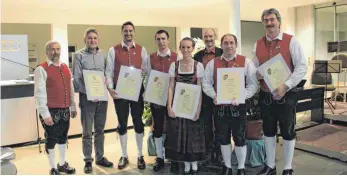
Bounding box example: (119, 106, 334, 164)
(45, 40, 61, 52)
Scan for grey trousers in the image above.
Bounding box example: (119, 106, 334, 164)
(79, 93, 108, 162)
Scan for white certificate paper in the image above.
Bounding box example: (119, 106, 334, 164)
(217, 67, 245, 104)
(115, 65, 143, 102)
(144, 70, 170, 106)
(172, 82, 201, 120)
(83, 70, 109, 101)
(257, 53, 291, 92)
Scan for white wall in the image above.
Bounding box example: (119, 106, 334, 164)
(295, 5, 315, 84)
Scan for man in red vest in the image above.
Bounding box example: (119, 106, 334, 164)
(105, 21, 148, 170)
(193, 28, 223, 166)
(253, 8, 307, 175)
(146, 29, 178, 172)
(34, 40, 77, 175)
(203, 34, 258, 175)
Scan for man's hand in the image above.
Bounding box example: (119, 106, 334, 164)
(273, 84, 289, 100)
(71, 111, 77, 118)
(104, 77, 109, 85)
(44, 117, 54, 126)
(193, 110, 200, 121)
(231, 98, 239, 106)
(108, 88, 119, 99)
(168, 107, 176, 118)
(256, 70, 263, 80)
(92, 99, 99, 102)
(213, 96, 218, 105)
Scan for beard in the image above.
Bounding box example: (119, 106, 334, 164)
(50, 55, 60, 62)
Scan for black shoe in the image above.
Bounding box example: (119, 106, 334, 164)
(153, 157, 164, 172)
(57, 162, 76, 175)
(50, 168, 60, 175)
(137, 156, 146, 170)
(170, 161, 179, 173)
(221, 166, 233, 175)
(192, 169, 198, 175)
(96, 157, 113, 168)
(282, 169, 293, 175)
(257, 165, 276, 175)
(117, 157, 129, 170)
(237, 168, 246, 175)
(84, 162, 92, 174)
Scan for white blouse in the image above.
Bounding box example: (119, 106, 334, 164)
(169, 60, 204, 78)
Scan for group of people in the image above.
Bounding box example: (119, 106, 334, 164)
(34, 8, 307, 175)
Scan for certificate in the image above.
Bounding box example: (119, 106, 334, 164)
(257, 54, 291, 92)
(83, 70, 108, 101)
(217, 68, 245, 104)
(115, 65, 143, 102)
(172, 82, 201, 120)
(144, 70, 170, 106)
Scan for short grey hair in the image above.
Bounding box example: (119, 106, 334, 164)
(45, 40, 61, 52)
(84, 27, 99, 38)
(261, 8, 281, 24)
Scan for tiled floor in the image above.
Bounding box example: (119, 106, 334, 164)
(9, 127, 347, 175)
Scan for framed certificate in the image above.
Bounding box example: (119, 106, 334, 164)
(172, 82, 201, 120)
(115, 65, 143, 102)
(257, 53, 291, 92)
(144, 70, 170, 106)
(217, 67, 245, 104)
(82, 70, 109, 101)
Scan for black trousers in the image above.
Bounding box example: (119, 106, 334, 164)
(150, 103, 167, 138)
(214, 104, 247, 146)
(259, 91, 297, 140)
(39, 108, 70, 153)
(113, 86, 145, 135)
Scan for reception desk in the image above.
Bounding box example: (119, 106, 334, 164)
(1, 81, 131, 146)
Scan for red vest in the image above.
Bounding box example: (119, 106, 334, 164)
(113, 44, 143, 87)
(41, 62, 72, 108)
(256, 33, 294, 92)
(213, 55, 246, 92)
(150, 52, 177, 73)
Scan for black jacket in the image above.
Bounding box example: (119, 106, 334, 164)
(193, 47, 223, 63)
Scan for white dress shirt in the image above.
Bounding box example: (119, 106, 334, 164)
(252, 32, 308, 90)
(34, 59, 76, 119)
(202, 54, 258, 100)
(105, 40, 149, 89)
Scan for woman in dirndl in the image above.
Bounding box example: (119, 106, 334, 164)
(165, 37, 206, 175)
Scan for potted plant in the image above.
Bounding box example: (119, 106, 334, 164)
(142, 102, 153, 128)
(245, 90, 263, 140)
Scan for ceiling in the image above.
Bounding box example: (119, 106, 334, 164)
(2, 0, 337, 10)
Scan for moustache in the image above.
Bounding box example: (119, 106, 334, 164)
(266, 25, 275, 28)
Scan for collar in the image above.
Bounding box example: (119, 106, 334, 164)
(204, 47, 216, 54)
(46, 59, 62, 67)
(157, 49, 171, 57)
(266, 31, 283, 41)
(220, 53, 237, 61)
(84, 47, 99, 53)
(121, 40, 136, 48)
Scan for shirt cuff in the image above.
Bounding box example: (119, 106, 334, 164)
(285, 81, 292, 92)
(41, 110, 51, 119)
(107, 83, 114, 89)
(70, 105, 76, 112)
